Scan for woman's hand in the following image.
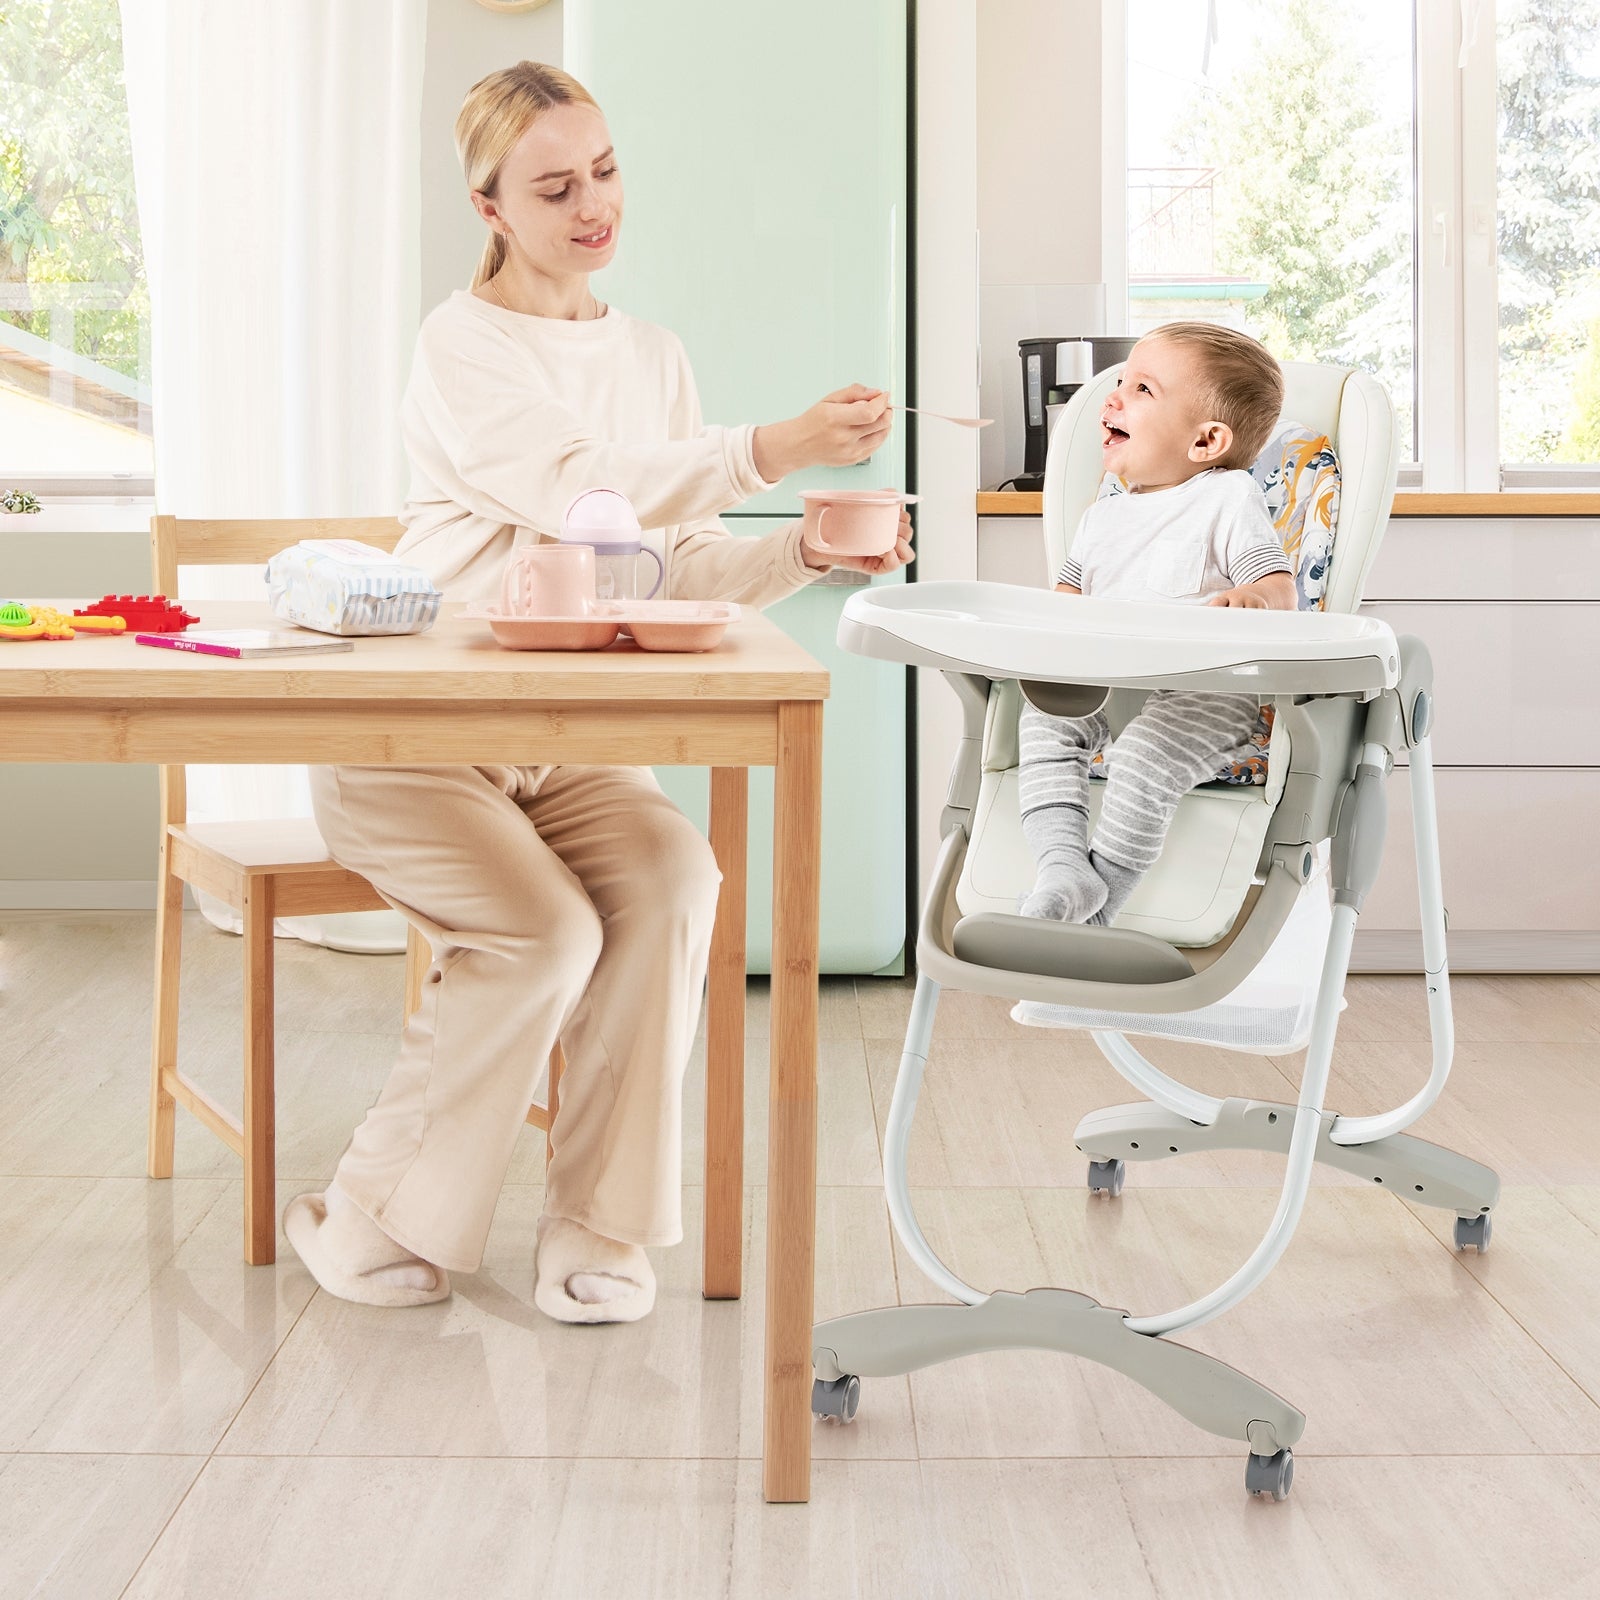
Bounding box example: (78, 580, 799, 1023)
(754, 384, 893, 481)
(801, 508, 915, 575)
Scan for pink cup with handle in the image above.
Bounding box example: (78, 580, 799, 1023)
(500, 543, 596, 616)
(799, 489, 917, 559)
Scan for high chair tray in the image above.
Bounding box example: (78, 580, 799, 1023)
(840, 582, 1399, 694)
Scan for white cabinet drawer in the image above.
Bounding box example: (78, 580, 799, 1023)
(978, 516, 1049, 589)
(1362, 603, 1600, 766)
(1361, 767, 1600, 932)
(1364, 520, 1600, 601)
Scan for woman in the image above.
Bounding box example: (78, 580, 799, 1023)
(285, 62, 912, 1324)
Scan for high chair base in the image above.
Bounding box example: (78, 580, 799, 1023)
(813, 1287, 1305, 1487)
(1074, 1097, 1501, 1230)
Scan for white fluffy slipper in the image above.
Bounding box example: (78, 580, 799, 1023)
(284, 1189, 451, 1308)
(534, 1216, 656, 1325)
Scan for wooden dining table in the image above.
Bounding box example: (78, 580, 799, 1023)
(0, 600, 830, 1503)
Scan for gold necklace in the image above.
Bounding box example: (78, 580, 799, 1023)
(488, 272, 603, 321)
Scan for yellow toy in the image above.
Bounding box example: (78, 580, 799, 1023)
(51, 607, 125, 634)
(0, 602, 127, 640)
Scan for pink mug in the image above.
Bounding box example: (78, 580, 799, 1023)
(799, 489, 917, 559)
(500, 543, 596, 617)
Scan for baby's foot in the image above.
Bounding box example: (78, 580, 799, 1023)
(534, 1215, 657, 1325)
(283, 1183, 450, 1307)
(1020, 857, 1108, 922)
(1086, 851, 1143, 928)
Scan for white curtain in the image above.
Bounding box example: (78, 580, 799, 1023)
(120, 0, 427, 951)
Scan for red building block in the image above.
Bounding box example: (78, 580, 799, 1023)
(74, 594, 200, 632)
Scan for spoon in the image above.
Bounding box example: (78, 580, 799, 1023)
(892, 404, 993, 429)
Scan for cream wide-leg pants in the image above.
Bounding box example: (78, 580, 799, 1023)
(307, 763, 722, 1274)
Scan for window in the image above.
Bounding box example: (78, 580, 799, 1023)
(1126, 0, 1417, 459)
(1495, 0, 1600, 476)
(1, 0, 152, 498)
(1119, 0, 1600, 491)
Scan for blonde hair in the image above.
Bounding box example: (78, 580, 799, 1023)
(1144, 321, 1284, 469)
(455, 61, 601, 288)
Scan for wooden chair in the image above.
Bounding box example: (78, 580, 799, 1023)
(146, 515, 561, 1265)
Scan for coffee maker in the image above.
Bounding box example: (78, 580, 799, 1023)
(1015, 335, 1139, 491)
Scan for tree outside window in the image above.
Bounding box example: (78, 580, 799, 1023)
(1128, 0, 1416, 455)
(1129, 0, 1600, 477)
(1, 0, 151, 484)
(1497, 0, 1600, 464)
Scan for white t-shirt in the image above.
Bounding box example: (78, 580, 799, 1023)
(1056, 468, 1291, 604)
(397, 289, 817, 604)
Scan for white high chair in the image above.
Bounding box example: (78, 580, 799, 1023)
(810, 362, 1500, 1502)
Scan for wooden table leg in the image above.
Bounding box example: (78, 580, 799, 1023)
(705, 766, 748, 1300)
(242, 877, 277, 1266)
(764, 702, 822, 1503)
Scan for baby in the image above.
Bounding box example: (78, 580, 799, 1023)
(1019, 321, 1294, 926)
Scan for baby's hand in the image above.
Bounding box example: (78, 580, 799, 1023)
(1206, 585, 1268, 609)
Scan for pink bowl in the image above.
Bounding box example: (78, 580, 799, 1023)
(798, 489, 916, 558)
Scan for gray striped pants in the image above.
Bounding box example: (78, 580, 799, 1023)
(1017, 690, 1261, 874)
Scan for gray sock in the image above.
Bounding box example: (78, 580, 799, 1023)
(1087, 851, 1144, 927)
(1020, 804, 1108, 923)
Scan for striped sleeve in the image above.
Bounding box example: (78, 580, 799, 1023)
(1230, 542, 1293, 586)
(1056, 507, 1091, 589)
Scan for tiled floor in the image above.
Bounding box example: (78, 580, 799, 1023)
(2, 911, 1599, 1598)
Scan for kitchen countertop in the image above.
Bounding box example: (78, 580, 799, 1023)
(977, 492, 1600, 518)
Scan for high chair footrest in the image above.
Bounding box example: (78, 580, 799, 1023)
(952, 913, 1195, 985)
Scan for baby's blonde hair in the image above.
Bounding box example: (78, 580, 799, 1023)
(456, 61, 601, 289)
(1144, 322, 1284, 469)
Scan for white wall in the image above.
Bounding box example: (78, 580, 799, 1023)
(977, 0, 1116, 488)
(419, 1, 564, 315)
(0, 521, 159, 906)
(916, 0, 1114, 880)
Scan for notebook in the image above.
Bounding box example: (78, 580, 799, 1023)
(133, 629, 355, 659)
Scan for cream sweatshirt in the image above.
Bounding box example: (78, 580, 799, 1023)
(396, 289, 819, 606)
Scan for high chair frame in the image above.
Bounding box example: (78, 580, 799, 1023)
(145, 516, 561, 1266)
(809, 365, 1501, 1501)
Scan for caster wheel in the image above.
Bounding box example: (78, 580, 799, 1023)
(1454, 1214, 1492, 1253)
(811, 1374, 860, 1424)
(1087, 1158, 1126, 1197)
(1245, 1448, 1294, 1501)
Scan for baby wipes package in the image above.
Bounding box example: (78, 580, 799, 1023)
(265, 539, 441, 636)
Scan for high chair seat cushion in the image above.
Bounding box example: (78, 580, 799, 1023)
(956, 765, 1276, 947)
(971, 676, 1292, 947)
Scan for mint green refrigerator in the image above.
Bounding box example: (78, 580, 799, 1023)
(567, 1, 909, 973)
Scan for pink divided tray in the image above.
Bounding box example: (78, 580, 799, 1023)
(463, 601, 739, 653)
